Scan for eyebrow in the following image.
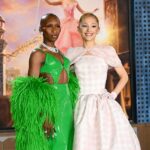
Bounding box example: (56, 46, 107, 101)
(81, 23, 98, 25)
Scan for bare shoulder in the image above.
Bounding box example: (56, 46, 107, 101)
(29, 50, 45, 63)
(28, 50, 46, 76)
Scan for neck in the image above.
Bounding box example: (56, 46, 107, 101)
(43, 41, 55, 47)
(83, 40, 96, 49)
(41, 43, 59, 53)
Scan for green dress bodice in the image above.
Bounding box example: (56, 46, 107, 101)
(38, 49, 70, 83)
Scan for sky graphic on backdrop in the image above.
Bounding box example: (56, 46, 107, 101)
(0, 0, 102, 75)
(0, 0, 64, 50)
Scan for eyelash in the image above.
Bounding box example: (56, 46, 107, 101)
(46, 25, 60, 28)
(81, 25, 97, 28)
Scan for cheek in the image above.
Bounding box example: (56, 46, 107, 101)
(58, 29, 61, 34)
(96, 30, 99, 34)
(45, 29, 52, 34)
(79, 31, 85, 37)
(93, 28, 99, 34)
(78, 28, 86, 35)
(96, 27, 100, 33)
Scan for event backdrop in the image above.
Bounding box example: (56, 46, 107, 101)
(0, 0, 132, 129)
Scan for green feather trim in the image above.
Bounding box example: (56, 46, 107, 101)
(11, 77, 56, 150)
(68, 71, 80, 109)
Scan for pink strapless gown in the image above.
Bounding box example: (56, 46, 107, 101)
(66, 45, 141, 150)
(56, 2, 83, 53)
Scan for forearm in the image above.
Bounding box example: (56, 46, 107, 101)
(112, 74, 128, 96)
(45, 0, 62, 6)
(28, 69, 40, 77)
(77, 3, 98, 14)
(76, 4, 86, 14)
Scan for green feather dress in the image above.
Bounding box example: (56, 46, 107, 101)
(11, 49, 79, 150)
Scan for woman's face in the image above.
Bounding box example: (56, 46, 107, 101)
(42, 16, 61, 43)
(78, 16, 99, 42)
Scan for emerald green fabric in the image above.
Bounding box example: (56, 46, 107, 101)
(39, 49, 70, 84)
(10, 49, 79, 150)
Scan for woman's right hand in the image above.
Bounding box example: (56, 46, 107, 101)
(43, 119, 54, 138)
(93, 8, 99, 13)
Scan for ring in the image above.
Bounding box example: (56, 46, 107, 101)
(44, 130, 47, 133)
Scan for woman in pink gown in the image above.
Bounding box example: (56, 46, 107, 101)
(45, 0, 98, 53)
(66, 13, 141, 150)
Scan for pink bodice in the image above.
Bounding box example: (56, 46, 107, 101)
(62, 2, 77, 19)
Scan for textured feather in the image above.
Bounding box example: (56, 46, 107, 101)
(68, 71, 80, 109)
(11, 77, 56, 150)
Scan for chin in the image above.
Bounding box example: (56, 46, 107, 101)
(51, 38, 58, 42)
(84, 38, 95, 41)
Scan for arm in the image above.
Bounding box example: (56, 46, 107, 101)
(28, 51, 54, 137)
(76, 1, 99, 14)
(28, 51, 45, 77)
(45, 0, 62, 6)
(76, 2, 86, 14)
(112, 66, 128, 96)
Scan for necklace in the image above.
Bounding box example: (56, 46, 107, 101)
(41, 43, 59, 53)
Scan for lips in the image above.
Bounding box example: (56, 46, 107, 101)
(51, 35, 58, 38)
(85, 33, 93, 36)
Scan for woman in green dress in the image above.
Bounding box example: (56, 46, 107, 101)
(11, 13, 79, 150)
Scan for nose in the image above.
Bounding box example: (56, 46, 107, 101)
(51, 27, 57, 33)
(87, 26, 90, 32)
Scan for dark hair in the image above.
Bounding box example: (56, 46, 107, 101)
(39, 13, 60, 32)
(79, 13, 99, 25)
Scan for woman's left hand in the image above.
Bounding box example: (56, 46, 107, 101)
(43, 119, 55, 138)
(101, 91, 117, 100)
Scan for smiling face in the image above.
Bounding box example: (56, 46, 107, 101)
(40, 14, 61, 44)
(78, 14, 100, 42)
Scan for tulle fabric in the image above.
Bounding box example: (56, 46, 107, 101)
(56, 1, 82, 53)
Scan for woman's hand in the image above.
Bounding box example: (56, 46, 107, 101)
(43, 119, 55, 138)
(101, 91, 117, 100)
(92, 8, 99, 13)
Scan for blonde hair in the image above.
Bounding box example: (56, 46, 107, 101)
(79, 13, 99, 25)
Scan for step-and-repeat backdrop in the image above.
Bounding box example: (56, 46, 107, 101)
(1, 0, 147, 129)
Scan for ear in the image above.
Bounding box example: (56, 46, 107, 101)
(39, 26, 46, 32)
(97, 27, 100, 34)
(77, 26, 81, 33)
(39, 26, 43, 32)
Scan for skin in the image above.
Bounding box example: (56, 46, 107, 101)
(28, 16, 61, 77)
(28, 15, 65, 138)
(78, 15, 128, 96)
(45, 0, 98, 14)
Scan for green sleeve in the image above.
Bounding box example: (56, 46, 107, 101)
(68, 71, 80, 109)
(10, 76, 56, 150)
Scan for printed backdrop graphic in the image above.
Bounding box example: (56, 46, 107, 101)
(0, 0, 132, 129)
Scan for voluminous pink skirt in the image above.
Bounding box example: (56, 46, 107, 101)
(73, 92, 141, 150)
